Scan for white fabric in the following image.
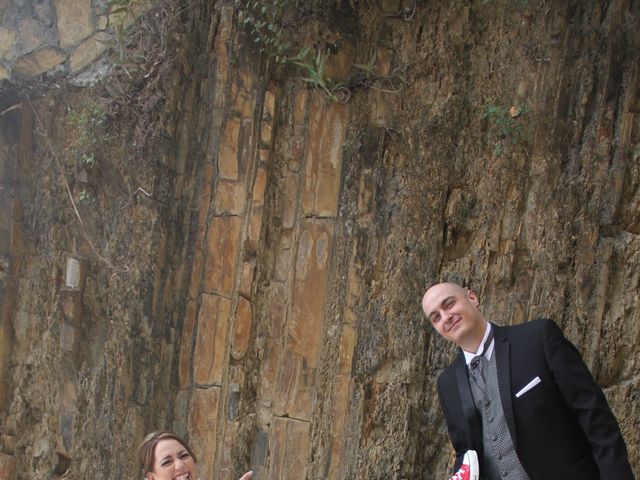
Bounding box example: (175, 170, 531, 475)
(463, 322, 494, 365)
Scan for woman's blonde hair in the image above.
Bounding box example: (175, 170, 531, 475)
(138, 431, 198, 476)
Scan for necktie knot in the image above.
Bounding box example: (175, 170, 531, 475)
(470, 356, 483, 370)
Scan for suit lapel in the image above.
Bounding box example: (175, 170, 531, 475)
(455, 352, 482, 449)
(493, 324, 517, 447)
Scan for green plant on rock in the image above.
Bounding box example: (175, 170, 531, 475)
(483, 103, 529, 156)
(78, 189, 92, 203)
(351, 51, 407, 95)
(289, 46, 350, 103)
(234, 0, 292, 64)
(107, 0, 152, 62)
(67, 102, 110, 168)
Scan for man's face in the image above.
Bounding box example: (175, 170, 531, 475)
(421, 283, 486, 348)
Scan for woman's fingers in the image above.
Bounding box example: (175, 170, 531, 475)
(238, 471, 254, 480)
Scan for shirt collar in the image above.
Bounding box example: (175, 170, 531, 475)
(463, 322, 494, 365)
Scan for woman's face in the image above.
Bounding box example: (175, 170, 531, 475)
(147, 438, 196, 480)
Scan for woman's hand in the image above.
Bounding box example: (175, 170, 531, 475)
(238, 471, 253, 480)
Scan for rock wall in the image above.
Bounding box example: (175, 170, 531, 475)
(0, 0, 149, 84)
(0, 0, 639, 479)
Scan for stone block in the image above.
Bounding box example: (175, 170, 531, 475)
(338, 324, 357, 374)
(251, 427, 268, 469)
(188, 245, 204, 300)
(0, 453, 16, 480)
(330, 374, 352, 433)
(204, 216, 241, 296)
(0, 28, 16, 60)
(266, 283, 287, 339)
(258, 338, 280, 402)
(198, 162, 215, 218)
(58, 413, 74, 454)
(258, 147, 270, 164)
(193, 294, 230, 385)
(274, 243, 292, 283)
(231, 297, 251, 360)
(214, 179, 246, 215)
(60, 291, 80, 325)
(302, 94, 346, 217)
(64, 257, 81, 288)
(290, 136, 305, 160)
(281, 175, 298, 229)
(371, 91, 389, 127)
(251, 165, 267, 208)
(189, 387, 220, 480)
(260, 121, 272, 147)
(293, 90, 307, 126)
(55, 0, 94, 49)
(324, 47, 354, 81)
(1, 434, 15, 454)
(238, 260, 255, 299)
(59, 323, 76, 352)
(288, 219, 333, 362)
(247, 209, 263, 251)
(34, 0, 55, 24)
(238, 118, 254, 173)
(17, 18, 51, 55)
(233, 90, 255, 118)
(172, 390, 190, 436)
(283, 419, 310, 478)
(328, 374, 352, 478)
(69, 32, 109, 72)
(269, 418, 287, 479)
(13, 47, 66, 77)
(97, 15, 109, 31)
(227, 382, 240, 420)
(269, 417, 310, 479)
(273, 349, 316, 420)
(263, 89, 276, 119)
(218, 117, 241, 180)
(178, 300, 197, 389)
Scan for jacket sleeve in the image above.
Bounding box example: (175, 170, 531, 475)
(436, 373, 468, 474)
(542, 319, 634, 479)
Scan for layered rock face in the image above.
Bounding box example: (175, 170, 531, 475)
(0, 0, 150, 83)
(0, 1, 639, 479)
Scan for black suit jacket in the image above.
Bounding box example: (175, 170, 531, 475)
(436, 318, 634, 480)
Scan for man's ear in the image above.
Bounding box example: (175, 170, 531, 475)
(466, 289, 480, 306)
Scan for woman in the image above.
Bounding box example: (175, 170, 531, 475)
(138, 430, 253, 480)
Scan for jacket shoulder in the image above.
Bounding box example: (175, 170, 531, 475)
(498, 317, 558, 335)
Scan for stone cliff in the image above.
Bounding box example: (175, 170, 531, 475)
(0, 0, 639, 479)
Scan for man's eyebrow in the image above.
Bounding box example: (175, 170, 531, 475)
(429, 296, 455, 317)
(440, 296, 455, 306)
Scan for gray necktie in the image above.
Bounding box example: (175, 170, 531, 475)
(469, 328, 494, 388)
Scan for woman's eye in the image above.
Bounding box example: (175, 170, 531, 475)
(180, 452, 191, 459)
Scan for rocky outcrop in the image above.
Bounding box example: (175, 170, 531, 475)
(0, 0, 149, 83)
(0, 1, 639, 479)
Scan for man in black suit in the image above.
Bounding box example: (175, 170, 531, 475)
(422, 282, 634, 480)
